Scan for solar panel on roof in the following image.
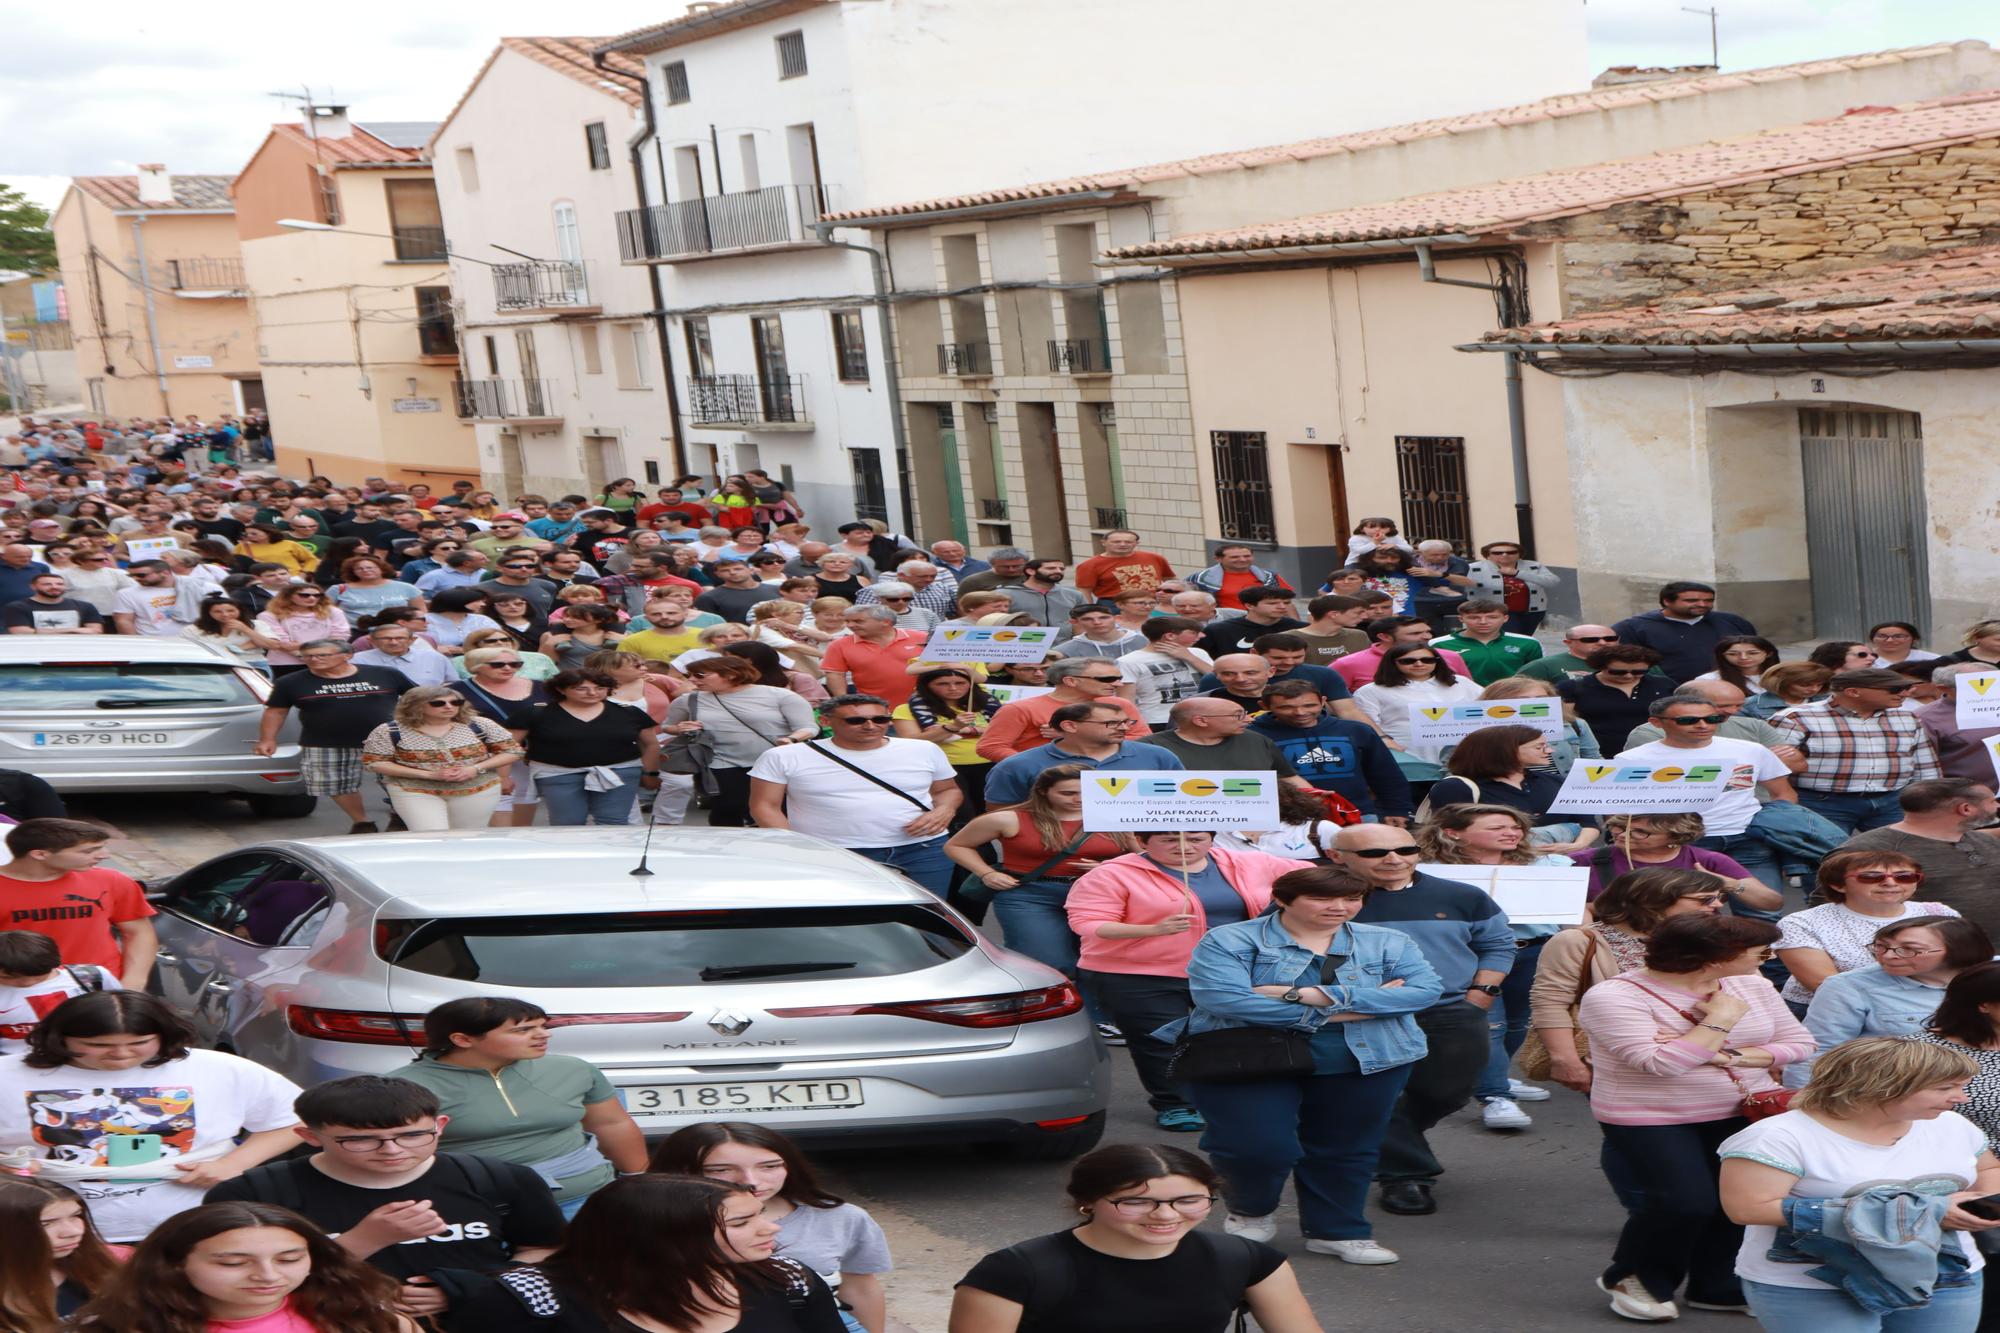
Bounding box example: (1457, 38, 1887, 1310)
(355, 122, 440, 149)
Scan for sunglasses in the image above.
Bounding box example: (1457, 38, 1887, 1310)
(835, 715, 894, 725)
(1348, 845, 1420, 858)
(1569, 635, 1618, 644)
(1599, 667, 1648, 677)
(1079, 676, 1123, 684)
(1664, 715, 1727, 726)
(1680, 893, 1728, 905)
(1397, 657, 1439, 666)
(424, 699, 462, 709)
(1851, 871, 1924, 884)
(291, 592, 323, 599)
(487, 660, 524, 668)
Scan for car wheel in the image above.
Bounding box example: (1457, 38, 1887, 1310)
(986, 1112, 1106, 1162)
(245, 794, 318, 819)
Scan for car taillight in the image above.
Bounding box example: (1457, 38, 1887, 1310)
(769, 983, 1081, 1029)
(287, 1006, 427, 1046)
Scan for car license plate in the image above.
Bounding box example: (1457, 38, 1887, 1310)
(31, 732, 173, 746)
(625, 1080, 863, 1115)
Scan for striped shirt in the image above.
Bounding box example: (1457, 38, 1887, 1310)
(1770, 699, 1942, 793)
(1576, 971, 1813, 1125)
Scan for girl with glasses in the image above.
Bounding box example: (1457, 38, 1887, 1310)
(1776, 850, 1960, 1015)
(1788, 915, 1992, 1088)
(361, 685, 522, 831)
(456, 626, 557, 680)
(951, 1144, 1322, 1333)
(253, 584, 350, 676)
(1695, 636, 1781, 695)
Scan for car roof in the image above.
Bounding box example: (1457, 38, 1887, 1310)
(0, 636, 237, 665)
(272, 828, 945, 915)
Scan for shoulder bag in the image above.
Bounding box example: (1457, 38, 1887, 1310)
(1170, 950, 1343, 1084)
(801, 740, 931, 810)
(1514, 928, 1599, 1080)
(959, 826, 1095, 907)
(1616, 976, 1793, 1120)
(660, 694, 720, 792)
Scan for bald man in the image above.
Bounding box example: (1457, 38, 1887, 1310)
(1519, 624, 1624, 682)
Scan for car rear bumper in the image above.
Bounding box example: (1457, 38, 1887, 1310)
(33, 752, 306, 795)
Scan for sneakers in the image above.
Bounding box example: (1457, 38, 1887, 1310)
(1223, 1213, 1276, 1242)
(1507, 1078, 1551, 1102)
(346, 821, 379, 835)
(1598, 1275, 1679, 1322)
(1095, 1023, 1127, 1047)
(1479, 1096, 1533, 1130)
(1306, 1238, 1399, 1265)
(1155, 1107, 1205, 1132)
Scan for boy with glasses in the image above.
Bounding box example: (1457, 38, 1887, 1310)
(206, 1075, 563, 1325)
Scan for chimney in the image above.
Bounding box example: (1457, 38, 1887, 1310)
(1591, 64, 1719, 88)
(305, 103, 351, 139)
(135, 164, 174, 205)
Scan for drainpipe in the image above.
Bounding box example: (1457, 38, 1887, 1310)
(1415, 243, 1534, 558)
(130, 215, 173, 413)
(813, 219, 914, 535)
(599, 50, 688, 478)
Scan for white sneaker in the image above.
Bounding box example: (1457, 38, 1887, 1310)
(1597, 1275, 1679, 1322)
(1306, 1238, 1399, 1265)
(1507, 1077, 1552, 1102)
(1480, 1096, 1533, 1130)
(1222, 1212, 1277, 1242)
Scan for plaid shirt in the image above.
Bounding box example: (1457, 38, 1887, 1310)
(1770, 699, 1943, 792)
(856, 571, 959, 618)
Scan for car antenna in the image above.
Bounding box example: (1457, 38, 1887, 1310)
(631, 789, 665, 877)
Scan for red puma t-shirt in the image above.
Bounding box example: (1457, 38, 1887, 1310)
(0, 868, 155, 972)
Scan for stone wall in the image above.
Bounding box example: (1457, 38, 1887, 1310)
(1528, 137, 2000, 312)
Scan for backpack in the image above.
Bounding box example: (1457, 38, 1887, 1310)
(233, 1152, 513, 1224)
(999, 1230, 1262, 1332)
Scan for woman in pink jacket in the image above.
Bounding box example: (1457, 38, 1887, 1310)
(1066, 830, 1300, 1132)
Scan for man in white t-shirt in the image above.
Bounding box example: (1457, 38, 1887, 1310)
(110, 561, 182, 636)
(747, 694, 961, 897)
(1616, 694, 1799, 904)
(1117, 616, 1214, 724)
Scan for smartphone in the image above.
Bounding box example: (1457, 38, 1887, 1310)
(1959, 1193, 2000, 1221)
(105, 1134, 163, 1167)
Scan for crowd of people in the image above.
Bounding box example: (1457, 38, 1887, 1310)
(7, 413, 2000, 1330)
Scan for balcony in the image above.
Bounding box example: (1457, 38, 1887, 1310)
(616, 184, 834, 262)
(937, 342, 992, 377)
(686, 374, 811, 430)
(1048, 338, 1110, 375)
(164, 257, 246, 295)
(392, 226, 448, 261)
(492, 261, 596, 315)
(453, 378, 561, 424)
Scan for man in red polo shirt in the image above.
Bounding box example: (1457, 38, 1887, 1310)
(822, 606, 929, 700)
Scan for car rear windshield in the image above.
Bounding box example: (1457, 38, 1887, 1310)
(0, 663, 258, 709)
(377, 906, 977, 987)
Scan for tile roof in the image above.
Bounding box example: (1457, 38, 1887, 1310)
(600, 0, 825, 56)
(1106, 90, 2000, 261)
(430, 37, 648, 151)
(1488, 246, 2000, 346)
(821, 41, 1983, 226)
(71, 174, 235, 212)
(269, 123, 434, 168)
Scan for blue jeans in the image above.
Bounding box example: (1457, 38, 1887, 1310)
(1475, 938, 1543, 1100)
(1744, 1277, 1982, 1333)
(536, 764, 642, 826)
(849, 834, 955, 898)
(1188, 1061, 1412, 1239)
(1797, 788, 1905, 836)
(991, 878, 1106, 1023)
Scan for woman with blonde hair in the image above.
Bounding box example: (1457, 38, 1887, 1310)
(1719, 1036, 1999, 1331)
(1742, 661, 1835, 720)
(361, 684, 522, 830)
(1940, 619, 2000, 669)
(753, 597, 827, 671)
(252, 582, 349, 676)
(455, 626, 557, 680)
(803, 595, 852, 636)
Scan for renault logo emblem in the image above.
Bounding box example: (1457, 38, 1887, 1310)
(707, 1009, 753, 1036)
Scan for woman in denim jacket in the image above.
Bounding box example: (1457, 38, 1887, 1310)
(1164, 866, 1441, 1266)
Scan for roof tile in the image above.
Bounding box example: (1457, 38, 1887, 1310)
(71, 175, 235, 211)
(269, 123, 435, 168)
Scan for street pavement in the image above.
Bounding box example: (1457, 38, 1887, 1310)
(73, 791, 1752, 1332)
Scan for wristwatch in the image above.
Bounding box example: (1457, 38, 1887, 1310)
(1470, 983, 1503, 996)
(1280, 987, 1304, 1004)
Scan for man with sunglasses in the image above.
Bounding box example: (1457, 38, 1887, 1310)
(207, 1075, 563, 1325)
(1615, 695, 1800, 903)
(476, 554, 557, 618)
(1520, 624, 1631, 682)
(748, 694, 962, 897)
(1339, 823, 1514, 1217)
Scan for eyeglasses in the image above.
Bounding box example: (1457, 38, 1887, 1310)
(1664, 715, 1727, 726)
(330, 1129, 442, 1154)
(1104, 1195, 1217, 1217)
(1678, 893, 1728, 905)
(1085, 718, 1133, 728)
(1600, 667, 1649, 677)
(1569, 635, 1618, 644)
(1850, 871, 1924, 884)
(1348, 845, 1420, 858)
(1485, 548, 1521, 556)
(1868, 941, 1944, 958)
(834, 715, 895, 725)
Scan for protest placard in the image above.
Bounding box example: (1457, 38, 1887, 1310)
(1958, 672, 2000, 727)
(982, 684, 1054, 704)
(121, 537, 181, 562)
(1546, 760, 1733, 815)
(920, 625, 1059, 663)
(1079, 771, 1280, 831)
(1407, 699, 1566, 748)
(1417, 863, 1590, 926)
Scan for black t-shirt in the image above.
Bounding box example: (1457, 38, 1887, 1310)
(1426, 771, 1569, 826)
(2, 597, 105, 632)
(1196, 616, 1307, 659)
(207, 1154, 564, 1282)
(958, 1231, 1285, 1333)
(522, 702, 654, 767)
(336, 518, 403, 550)
(813, 575, 864, 601)
(694, 584, 781, 623)
(460, 680, 548, 730)
(266, 665, 408, 747)
(449, 1263, 845, 1333)
(194, 517, 246, 541)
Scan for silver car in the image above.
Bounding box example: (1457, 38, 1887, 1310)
(148, 828, 1110, 1157)
(0, 636, 310, 817)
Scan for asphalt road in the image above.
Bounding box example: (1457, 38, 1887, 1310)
(72, 790, 1752, 1332)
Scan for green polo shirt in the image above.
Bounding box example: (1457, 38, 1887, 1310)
(392, 1053, 617, 1202)
(1430, 631, 1545, 686)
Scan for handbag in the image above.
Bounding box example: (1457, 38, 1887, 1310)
(1616, 976, 1793, 1118)
(1514, 929, 1598, 1081)
(1170, 951, 1343, 1085)
(660, 695, 720, 791)
(958, 826, 1094, 906)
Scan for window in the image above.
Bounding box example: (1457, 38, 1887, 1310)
(684, 317, 715, 378)
(162, 854, 331, 946)
(849, 448, 887, 523)
(584, 122, 611, 171)
(831, 309, 868, 383)
(384, 179, 445, 260)
(454, 146, 479, 192)
(1394, 436, 1471, 554)
(313, 170, 340, 226)
(664, 61, 691, 105)
(0, 662, 259, 709)
(737, 134, 761, 192)
(643, 460, 661, 485)
(628, 326, 652, 389)
(578, 324, 603, 376)
(1210, 430, 1276, 545)
(483, 335, 499, 377)
(775, 30, 808, 79)
(415, 287, 457, 357)
(613, 324, 650, 391)
(752, 316, 794, 421)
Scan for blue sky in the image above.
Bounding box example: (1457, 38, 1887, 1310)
(3, 0, 1997, 210)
